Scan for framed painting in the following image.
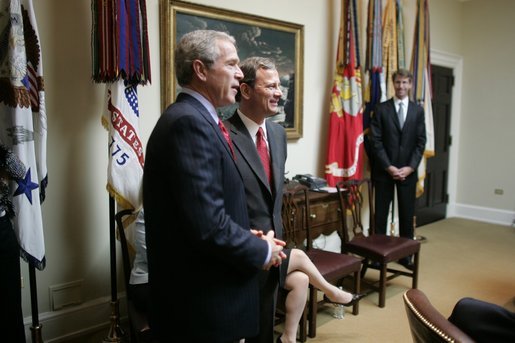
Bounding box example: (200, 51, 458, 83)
(160, 0, 304, 139)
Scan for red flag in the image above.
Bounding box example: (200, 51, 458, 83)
(325, 0, 364, 186)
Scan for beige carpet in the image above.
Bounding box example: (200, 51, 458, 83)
(280, 217, 515, 342)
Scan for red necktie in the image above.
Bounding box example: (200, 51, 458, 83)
(218, 120, 235, 159)
(256, 127, 272, 184)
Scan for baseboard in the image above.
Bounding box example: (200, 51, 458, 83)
(24, 294, 128, 343)
(451, 202, 515, 226)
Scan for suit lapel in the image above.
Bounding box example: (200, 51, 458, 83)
(403, 101, 416, 130)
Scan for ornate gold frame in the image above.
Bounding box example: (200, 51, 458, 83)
(160, 0, 304, 139)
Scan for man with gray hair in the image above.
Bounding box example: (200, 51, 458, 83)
(143, 31, 286, 342)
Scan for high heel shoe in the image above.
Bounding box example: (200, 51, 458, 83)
(323, 293, 365, 307)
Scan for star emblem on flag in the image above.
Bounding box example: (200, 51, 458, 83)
(14, 168, 39, 204)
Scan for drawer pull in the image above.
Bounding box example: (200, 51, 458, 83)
(310, 214, 317, 219)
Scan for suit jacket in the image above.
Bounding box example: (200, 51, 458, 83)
(143, 93, 268, 342)
(369, 98, 426, 182)
(225, 112, 287, 241)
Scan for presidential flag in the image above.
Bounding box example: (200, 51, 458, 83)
(325, 0, 364, 186)
(0, 0, 48, 270)
(102, 80, 144, 212)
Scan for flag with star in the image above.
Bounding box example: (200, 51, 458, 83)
(0, 0, 48, 270)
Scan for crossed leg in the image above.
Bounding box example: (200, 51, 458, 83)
(278, 248, 355, 343)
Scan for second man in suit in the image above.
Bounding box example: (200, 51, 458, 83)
(369, 68, 426, 270)
(225, 57, 361, 343)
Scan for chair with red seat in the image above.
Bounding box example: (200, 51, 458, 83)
(281, 181, 363, 338)
(336, 178, 421, 308)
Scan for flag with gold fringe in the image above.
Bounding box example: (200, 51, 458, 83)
(325, 0, 364, 186)
(101, 80, 144, 211)
(410, 0, 434, 197)
(0, 0, 48, 270)
(92, 0, 151, 214)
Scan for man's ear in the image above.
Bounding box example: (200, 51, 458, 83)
(192, 59, 207, 81)
(239, 83, 251, 100)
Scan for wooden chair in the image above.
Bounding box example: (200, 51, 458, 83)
(403, 289, 475, 343)
(336, 178, 420, 308)
(115, 209, 152, 343)
(282, 181, 363, 338)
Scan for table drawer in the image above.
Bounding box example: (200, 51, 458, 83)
(309, 201, 340, 227)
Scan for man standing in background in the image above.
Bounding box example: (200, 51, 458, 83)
(370, 69, 426, 270)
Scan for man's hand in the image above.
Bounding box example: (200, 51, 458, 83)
(387, 166, 413, 181)
(256, 230, 287, 270)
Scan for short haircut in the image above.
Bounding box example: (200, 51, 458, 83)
(174, 30, 237, 86)
(236, 56, 277, 102)
(392, 68, 413, 82)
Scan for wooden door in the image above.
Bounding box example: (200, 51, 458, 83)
(415, 65, 453, 227)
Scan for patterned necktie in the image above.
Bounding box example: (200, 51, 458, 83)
(398, 102, 405, 128)
(218, 121, 235, 159)
(256, 127, 272, 184)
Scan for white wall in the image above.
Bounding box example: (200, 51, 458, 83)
(21, 0, 515, 340)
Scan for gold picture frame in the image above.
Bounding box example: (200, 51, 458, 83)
(160, 0, 304, 139)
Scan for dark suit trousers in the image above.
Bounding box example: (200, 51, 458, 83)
(374, 177, 416, 239)
(448, 297, 515, 343)
(246, 268, 278, 343)
(0, 216, 26, 343)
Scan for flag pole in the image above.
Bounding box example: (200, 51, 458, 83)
(103, 194, 124, 343)
(29, 265, 43, 343)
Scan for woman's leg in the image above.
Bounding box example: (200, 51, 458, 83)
(280, 270, 309, 343)
(288, 248, 354, 304)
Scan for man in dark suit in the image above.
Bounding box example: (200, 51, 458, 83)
(143, 30, 286, 343)
(226, 57, 360, 343)
(224, 56, 295, 343)
(370, 69, 426, 270)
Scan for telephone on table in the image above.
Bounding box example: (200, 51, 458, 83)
(293, 174, 328, 190)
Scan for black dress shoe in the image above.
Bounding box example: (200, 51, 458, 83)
(323, 293, 365, 307)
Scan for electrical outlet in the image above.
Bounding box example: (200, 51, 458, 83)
(49, 280, 83, 310)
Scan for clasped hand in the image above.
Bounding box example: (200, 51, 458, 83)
(387, 166, 413, 182)
(251, 229, 287, 270)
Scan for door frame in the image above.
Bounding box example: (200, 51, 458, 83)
(429, 49, 463, 219)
